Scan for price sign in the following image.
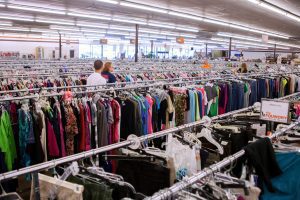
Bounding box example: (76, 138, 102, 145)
(100, 39, 108, 44)
(260, 99, 290, 123)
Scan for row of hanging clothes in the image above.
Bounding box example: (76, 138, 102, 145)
(0, 70, 220, 93)
(1, 87, 300, 200)
(0, 74, 299, 175)
(147, 99, 300, 200)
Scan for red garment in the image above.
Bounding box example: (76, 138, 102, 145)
(46, 118, 60, 157)
(110, 99, 120, 144)
(78, 103, 86, 152)
(58, 108, 66, 157)
(146, 96, 154, 134)
(84, 104, 91, 151)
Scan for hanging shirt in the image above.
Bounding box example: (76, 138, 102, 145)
(86, 72, 106, 87)
(0, 111, 17, 171)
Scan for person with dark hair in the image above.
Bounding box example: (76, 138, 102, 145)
(87, 60, 106, 86)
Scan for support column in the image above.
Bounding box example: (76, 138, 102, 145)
(135, 24, 139, 62)
(59, 33, 62, 60)
(274, 44, 277, 62)
(205, 43, 208, 58)
(228, 37, 232, 60)
(101, 45, 104, 59)
(151, 40, 154, 59)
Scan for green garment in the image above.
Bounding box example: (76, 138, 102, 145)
(194, 92, 200, 121)
(209, 86, 219, 117)
(68, 176, 113, 200)
(0, 111, 17, 171)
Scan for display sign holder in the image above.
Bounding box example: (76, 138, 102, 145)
(260, 98, 290, 124)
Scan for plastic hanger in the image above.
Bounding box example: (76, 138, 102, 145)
(212, 123, 241, 134)
(196, 128, 224, 155)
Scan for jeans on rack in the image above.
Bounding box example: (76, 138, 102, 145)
(249, 80, 258, 106)
(232, 82, 245, 110)
(226, 83, 233, 113)
(258, 79, 267, 102)
(237, 83, 245, 109)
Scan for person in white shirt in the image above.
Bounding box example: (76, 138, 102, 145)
(87, 60, 107, 87)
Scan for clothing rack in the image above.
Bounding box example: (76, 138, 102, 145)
(148, 120, 299, 200)
(0, 75, 229, 95)
(0, 76, 225, 102)
(0, 102, 259, 182)
(0, 92, 298, 182)
(0, 71, 296, 96)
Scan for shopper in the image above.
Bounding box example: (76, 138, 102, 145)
(237, 63, 248, 73)
(86, 60, 107, 86)
(102, 61, 117, 83)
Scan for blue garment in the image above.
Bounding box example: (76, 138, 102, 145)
(197, 91, 203, 119)
(249, 80, 258, 106)
(232, 82, 239, 111)
(154, 96, 160, 110)
(226, 83, 233, 112)
(258, 79, 267, 102)
(142, 98, 150, 135)
(101, 72, 116, 83)
(261, 152, 300, 200)
(18, 109, 35, 168)
(238, 83, 245, 109)
(188, 90, 195, 123)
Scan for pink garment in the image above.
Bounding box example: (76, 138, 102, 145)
(85, 104, 91, 151)
(58, 111, 66, 157)
(196, 87, 207, 117)
(146, 96, 154, 134)
(46, 118, 60, 157)
(110, 100, 121, 143)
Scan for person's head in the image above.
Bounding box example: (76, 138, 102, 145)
(103, 62, 114, 73)
(94, 60, 103, 72)
(241, 63, 248, 73)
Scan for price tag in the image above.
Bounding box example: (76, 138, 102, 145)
(260, 99, 290, 124)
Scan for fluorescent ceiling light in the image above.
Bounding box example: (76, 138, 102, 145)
(179, 34, 197, 38)
(36, 19, 74, 26)
(203, 19, 229, 26)
(0, 4, 5, 7)
(120, 2, 168, 13)
(286, 14, 300, 22)
(113, 18, 147, 25)
(0, 21, 12, 26)
(0, 26, 30, 32)
(107, 31, 130, 36)
(30, 28, 57, 33)
(50, 25, 79, 32)
(140, 29, 160, 34)
(95, 0, 118, 4)
(247, 0, 300, 23)
(217, 32, 261, 42)
(76, 23, 108, 29)
(109, 26, 135, 31)
(259, 3, 286, 15)
(67, 12, 111, 20)
(8, 5, 66, 15)
(81, 29, 106, 34)
(246, 0, 260, 4)
(175, 27, 199, 32)
(168, 11, 203, 21)
(0, 15, 34, 22)
(148, 23, 175, 29)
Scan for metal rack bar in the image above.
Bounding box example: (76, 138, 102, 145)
(0, 76, 227, 102)
(0, 75, 228, 95)
(0, 92, 298, 182)
(0, 103, 259, 182)
(148, 120, 300, 200)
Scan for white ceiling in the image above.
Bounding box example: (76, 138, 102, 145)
(0, 0, 300, 49)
